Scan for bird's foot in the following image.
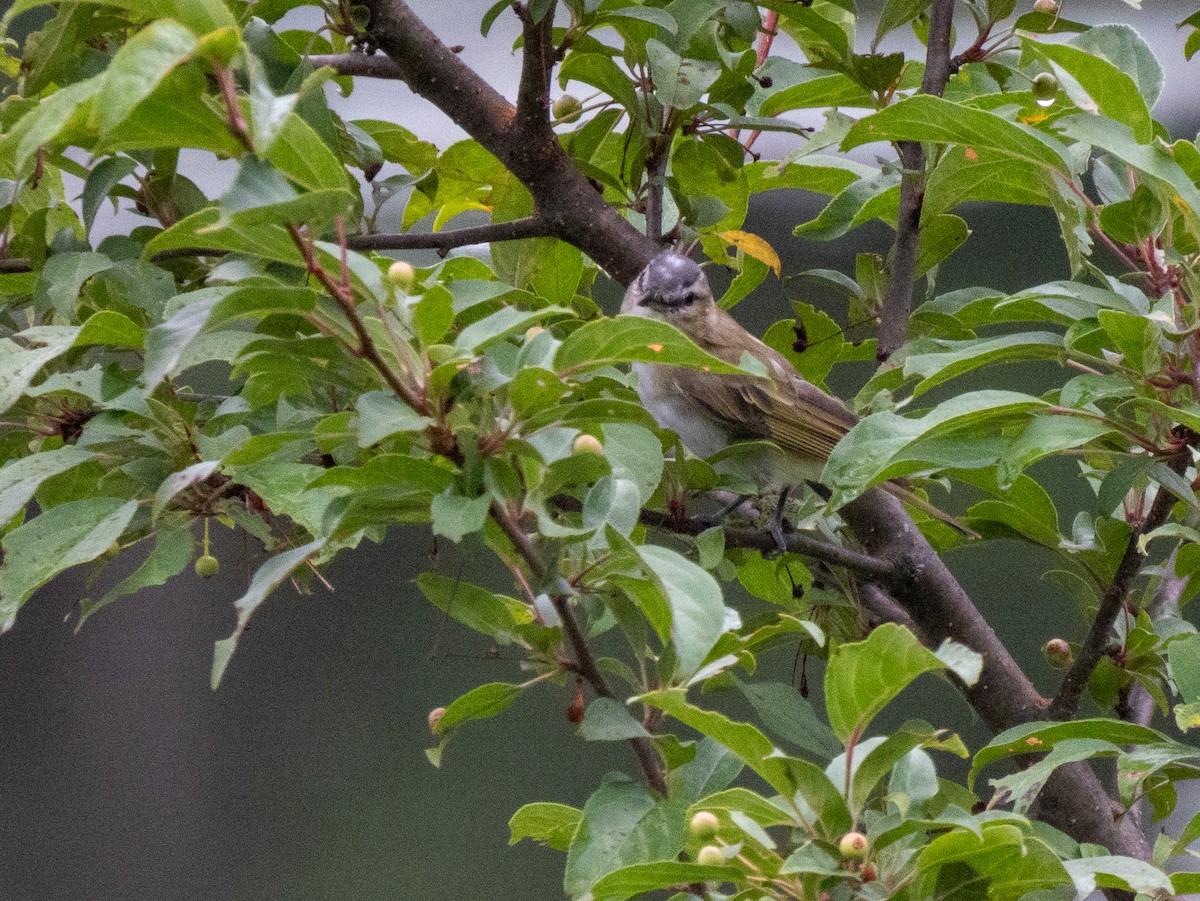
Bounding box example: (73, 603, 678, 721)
(696, 491, 757, 528)
(767, 487, 794, 556)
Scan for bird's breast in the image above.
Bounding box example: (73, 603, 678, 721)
(631, 362, 733, 458)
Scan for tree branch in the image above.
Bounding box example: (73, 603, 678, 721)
(287, 222, 426, 414)
(514, 1, 557, 137)
(349, 217, 555, 253)
(839, 487, 1150, 859)
(306, 52, 404, 79)
(489, 500, 668, 796)
(1049, 461, 1185, 721)
(0, 219, 560, 276)
(362, 0, 659, 284)
(876, 0, 955, 362)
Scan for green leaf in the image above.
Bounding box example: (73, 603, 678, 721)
(211, 537, 326, 688)
(142, 288, 228, 393)
(0, 498, 138, 631)
(842, 94, 1069, 173)
(558, 53, 640, 117)
(1063, 856, 1173, 897)
(78, 520, 194, 628)
(0, 446, 95, 525)
(266, 112, 349, 194)
(555, 315, 749, 375)
(1026, 39, 1153, 143)
(563, 774, 686, 897)
(823, 390, 1049, 498)
(5, 0, 235, 37)
(355, 390, 432, 447)
(924, 145, 1050, 215)
(218, 156, 351, 227)
(1168, 633, 1200, 703)
(91, 20, 197, 139)
(75, 310, 145, 348)
(417, 572, 524, 644)
(579, 697, 652, 741)
(0, 326, 81, 414)
(432, 681, 522, 735)
(638, 688, 851, 835)
(81, 156, 139, 236)
(636, 544, 730, 679)
(780, 842, 841, 876)
(845, 721, 967, 812)
(34, 251, 114, 318)
(989, 738, 1121, 814)
(917, 823, 1071, 899)
(902, 332, 1064, 397)
(969, 719, 1166, 789)
(591, 861, 741, 901)
(825, 623, 946, 744)
(758, 71, 874, 115)
(914, 213, 969, 277)
(693, 787, 795, 827)
(1071, 23, 1163, 107)
(736, 680, 842, 759)
(1056, 115, 1200, 228)
(508, 802, 581, 851)
(152, 461, 221, 520)
(430, 490, 491, 543)
(873, 0, 930, 50)
(646, 39, 720, 109)
(454, 305, 571, 355)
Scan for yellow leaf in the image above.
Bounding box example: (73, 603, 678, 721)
(717, 230, 781, 276)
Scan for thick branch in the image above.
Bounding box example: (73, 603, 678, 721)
(875, 0, 955, 362)
(1050, 468, 1184, 721)
(362, 0, 659, 284)
(840, 487, 1150, 859)
(306, 52, 404, 79)
(514, 2, 557, 137)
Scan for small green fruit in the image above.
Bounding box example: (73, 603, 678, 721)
(428, 706, 446, 732)
(387, 260, 416, 293)
(688, 811, 720, 840)
(551, 94, 583, 124)
(572, 434, 604, 456)
(1031, 72, 1058, 102)
(838, 832, 870, 858)
(195, 554, 220, 578)
(695, 845, 725, 867)
(1043, 638, 1072, 668)
(1033, 0, 1058, 13)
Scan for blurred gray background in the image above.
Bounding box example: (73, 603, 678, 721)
(1, 2, 1199, 899)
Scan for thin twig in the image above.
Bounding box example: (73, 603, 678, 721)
(0, 218, 563, 278)
(1049, 452, 1188, 720)
(488, 500, 668, 795)
(286, 223, 426, 414)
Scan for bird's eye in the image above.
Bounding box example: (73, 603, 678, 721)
(682, 292, 695, 306)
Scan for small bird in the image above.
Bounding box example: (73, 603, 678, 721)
(621, 250, 968, 544)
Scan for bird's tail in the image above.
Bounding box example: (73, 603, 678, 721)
(882, 482, 979, 539)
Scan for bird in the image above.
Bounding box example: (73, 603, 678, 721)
(620, 249, 971, 545)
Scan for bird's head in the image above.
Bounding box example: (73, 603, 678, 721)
(621, 252, 715, 331)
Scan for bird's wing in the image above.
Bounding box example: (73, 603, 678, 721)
(692, 318, 858, 464)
